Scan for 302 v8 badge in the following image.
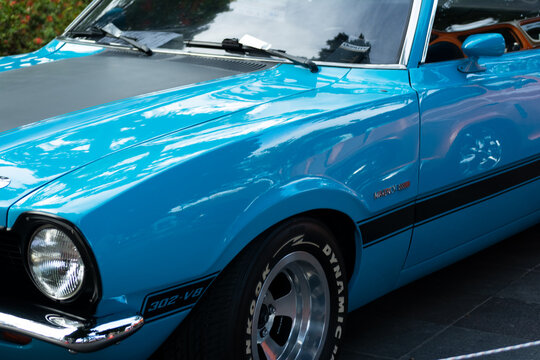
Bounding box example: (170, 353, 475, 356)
(141, 274, 217, 321)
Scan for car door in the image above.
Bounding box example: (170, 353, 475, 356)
(405, 0, 540, 270)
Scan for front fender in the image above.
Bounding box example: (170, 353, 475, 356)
(218, 176, 365, 272)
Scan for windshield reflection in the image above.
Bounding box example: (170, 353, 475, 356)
(71, 0, 413, 64)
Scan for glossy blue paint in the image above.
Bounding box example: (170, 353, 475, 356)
(405, 178, 540, 270)
(348, 231, 412, 310)
(2, 0, 540, 356)
(10, 67, 419, 317)
(0, 41, 103, 73)
(399, 184, 540, 288)
(408, 48, 540, 266)
(462, 33, 506, 58)
(0, 64, 347, 227)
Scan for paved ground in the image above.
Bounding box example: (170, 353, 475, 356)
(341, 224, 540, 360)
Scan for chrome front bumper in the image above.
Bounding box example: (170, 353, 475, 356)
(0, 302, 144, 353)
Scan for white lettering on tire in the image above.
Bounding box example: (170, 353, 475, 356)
(245, 236, 346, 359)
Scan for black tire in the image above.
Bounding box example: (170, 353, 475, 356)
(154, 217, 348, 360)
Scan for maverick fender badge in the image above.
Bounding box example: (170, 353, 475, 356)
(374, 181, 410, 199)
(0, 176, 11, 189)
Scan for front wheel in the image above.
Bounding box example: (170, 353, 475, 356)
(156, 218, 348, 360)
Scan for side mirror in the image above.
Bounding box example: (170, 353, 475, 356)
(458, 33, 506, 73)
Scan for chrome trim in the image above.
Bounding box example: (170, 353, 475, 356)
(153, 47, 284, 65)
(63, 0, 104, 35)
(0, 304, 143, 353)
(311, 61, 406, 70)
(154, 48, 408, 69)
(58, 37, 408, 70)
(399, 0, 423, 66)
(421, 0, 439, 64)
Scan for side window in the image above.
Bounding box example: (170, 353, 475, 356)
(522, 18, 540, 42)
(426, 0, 540, 63)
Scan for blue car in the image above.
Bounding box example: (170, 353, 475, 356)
(1, 0, 539, 359)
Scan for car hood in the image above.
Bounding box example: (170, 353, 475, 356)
(0, 45, 349, 226)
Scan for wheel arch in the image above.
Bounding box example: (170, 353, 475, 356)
(216, 177, 365, 282)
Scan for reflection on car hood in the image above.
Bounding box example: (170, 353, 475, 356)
(0, 50, 274, 133)
(0, 49, 348, 226)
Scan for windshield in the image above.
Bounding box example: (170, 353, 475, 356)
(69, 0, 414, 65)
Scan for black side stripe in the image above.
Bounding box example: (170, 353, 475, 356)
(359, 156, 540, 246)
(359, 204, 415, 245)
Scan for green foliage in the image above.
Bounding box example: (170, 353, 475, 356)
(0, 0, 90, 56)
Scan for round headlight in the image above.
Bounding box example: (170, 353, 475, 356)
(27, 226, 86, 301)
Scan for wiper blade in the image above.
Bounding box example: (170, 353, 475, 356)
(238, 35, 318, 73)
(96, 23, 153, 56)
(185, 36, 318, 73)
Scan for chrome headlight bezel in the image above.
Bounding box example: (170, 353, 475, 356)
(17, 213, 101, 306)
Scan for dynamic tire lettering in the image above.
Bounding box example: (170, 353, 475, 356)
(156, 218, 348, 360)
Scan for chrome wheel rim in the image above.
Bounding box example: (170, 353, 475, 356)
(251, 251, 330, 360)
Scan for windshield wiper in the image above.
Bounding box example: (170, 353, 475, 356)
(237, 35, 318, 73)
(95, 23, 153, 56)
(66, 24, 153, 56)
(185, 35, 318, 73)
